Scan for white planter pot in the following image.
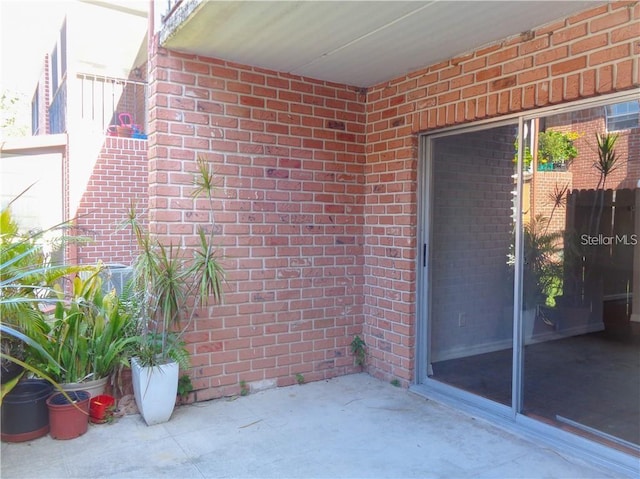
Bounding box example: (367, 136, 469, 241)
(131, 357, 179, 426)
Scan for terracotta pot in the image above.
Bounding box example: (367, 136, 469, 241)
(1, 379, 53, 442)
(47, 390, 90, 440)
(89, 394, 115, 424)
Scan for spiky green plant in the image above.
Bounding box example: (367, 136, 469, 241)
(589, 132, 620, 236)
(27, 270, 138, 384)
(125, 155, 226, 367)
(522, 215, 563, 310)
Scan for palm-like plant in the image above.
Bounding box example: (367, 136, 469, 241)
(27, 270, 137, 384)
(522, 215, 563, 310)
(0, 197, 87, 401)
(126, 155, 225, 367)
(2, 189, 138, 403)
(589, 132, 619, 236)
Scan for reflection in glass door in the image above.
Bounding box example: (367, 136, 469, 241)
(522, 102, 640, 451)
(427, 124, 517, 407)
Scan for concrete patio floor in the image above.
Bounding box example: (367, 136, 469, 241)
(0, 373, 623, 478)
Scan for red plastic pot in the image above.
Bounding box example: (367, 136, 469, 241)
(89, 394, 115, 424)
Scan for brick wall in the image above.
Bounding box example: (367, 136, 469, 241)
(363, 1, 639, 385)
(74, 137, 148, 266)
(148, 49, 367, 399)
(149, 2, 639, 395)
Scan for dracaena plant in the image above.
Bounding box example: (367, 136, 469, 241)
(122, 155, 225, 368)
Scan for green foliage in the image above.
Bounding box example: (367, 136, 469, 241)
(350, 335, 366, 367)
(28, 269, 137, 383)
(537, 130, 581, 167)
(587, 132, 620, 238)
(0, 90, 28, 138)
(514, 130, 581, 170)
(390, 379, 401, 387)
(513, 140, 534, 170)
(240, 380, 249, 396)
(522, 215, 563, 310)
(124, 155, 226, 367)
(1, 192, 132, 402)
(594, 132, 619, 179)
(296, 373, 305, 385)
(177, 374, 193, 399)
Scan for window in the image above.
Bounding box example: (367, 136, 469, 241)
(51, 45, 58, 95)
(31, 86, 39, 135)
(60, 20, 67, 80)
(606, 101, 639, 131)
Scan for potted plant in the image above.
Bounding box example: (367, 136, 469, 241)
(46, 389, 91, 440)
(125, 156, 225, 425)
(0, 202, 68, 397)
(536, 129, 581, 171)
(521, 215, 563, 342)
(0, 197, 90, 440)
(26, 268, 138, 397)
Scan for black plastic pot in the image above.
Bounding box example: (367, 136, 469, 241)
(1, 361, 24, 384)
(1, 379, 53, 442)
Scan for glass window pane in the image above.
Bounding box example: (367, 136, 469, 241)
(428, 124, 517, 406)
(523, 105, 639, 450)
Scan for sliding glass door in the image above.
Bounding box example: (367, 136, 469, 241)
(420, 95, 639, 454)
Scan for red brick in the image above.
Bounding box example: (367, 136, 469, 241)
(551, 23, 588, 46)
(597, 64, 614, 93)
(590, 7, 630, 32)
(550, 56, 587, 76)
(571, 33, 608, 55)
(535, 46, 569, 66)
(589, 44, 631, 66)
(487, 45, 519, 65)
(615, 59, 634, 89)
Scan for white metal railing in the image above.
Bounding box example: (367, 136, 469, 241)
(78, 73, 147, 135)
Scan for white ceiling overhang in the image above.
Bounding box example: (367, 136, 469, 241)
(159, 0, 604, 88)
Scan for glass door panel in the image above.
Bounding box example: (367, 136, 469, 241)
(428, 124, 518, 407)
(522, 101, 639, 450)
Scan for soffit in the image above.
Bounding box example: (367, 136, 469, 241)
(160, 1, 604, 88)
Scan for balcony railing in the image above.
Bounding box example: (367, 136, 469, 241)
(78, 73, 147, 136)
(160, 0, 183, 22)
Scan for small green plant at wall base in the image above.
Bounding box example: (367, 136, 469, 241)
(240, 380, 249, 396)
(296, 374, 305, 385)
(177, 374, 193, 400)
(350, 335, 366, 367)
(390, 379, 401, 387)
